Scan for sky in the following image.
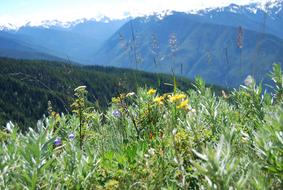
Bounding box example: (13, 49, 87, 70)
(0, 0, 271, 26)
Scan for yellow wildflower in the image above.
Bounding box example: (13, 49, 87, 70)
(147, 88, 157, 95)
(51, 111, 57, 117)
(177, 99, 189, 109)
(105, 179, 119, 189)
(154, 96, 165, 105)
(112, 97, 120, 104)
(112, 94, 126, 103)
(169, 93, 187, 102)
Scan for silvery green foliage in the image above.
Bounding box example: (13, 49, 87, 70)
(0, 64, 282, 189)
(192, 128, 250, 190)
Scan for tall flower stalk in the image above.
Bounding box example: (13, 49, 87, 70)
(71, 85, 87, 149)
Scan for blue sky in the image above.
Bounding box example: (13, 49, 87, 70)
(0, 0, 268, 26)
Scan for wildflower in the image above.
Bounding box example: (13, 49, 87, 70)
(172, 128, 178, 136)
(148, 148, 155, 156)
(126, 92, 135, 97)
(74, 85, 86, 92)
(177, 99, 189, 109)
(237, 26, 244, 49)
(222, 90, 228, 99)
(154, 96, 164, 105)
(55, 113, 60, 122)
(244, 75, 254, 86)
(147, 88, 157, 95)
(169, 93, 186, 103)
(51, 111, 57, 117)
(47, 100, 53, 115)
(112, 94, 125, 103)
(149, 131, 153, 139)
(241, 131, 250, 142)
(105, 179, 119, 189)
(54, 137, 62, 146)
(187, 106, 196, 115)
(189, 108, 196, 113)
(112, 97, 120, 104)
(5, 121, 14, 133)
(112, 110, 121, 118)
(159, 131, 164, 139)
(169, 33, 178, 53)
(173, 157, 179, 164)
(69, 133, 75, 140)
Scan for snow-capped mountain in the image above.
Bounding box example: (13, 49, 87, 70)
(29, 19, 82, 30)
(27, 17, 122, 30)
(132, 0, 283, 40)
(0, 16, 129, 32)
(168, 0, 283, 39)
(257, 0, 283, 14)
(0, 17, 127, 64)
(0, 23, 19, 31)
(0, 19, 81, 31)
(1, 1, 282, 31)
(199, 0, 282, 15)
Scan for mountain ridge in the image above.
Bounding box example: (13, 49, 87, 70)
(0, 1, 282, 87)
(1, 1, 282, 31)
(93, 12, 283, 87)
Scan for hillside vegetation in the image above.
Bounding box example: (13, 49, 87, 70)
(0, 64, 282, 189)
(0, 57, 211, 130)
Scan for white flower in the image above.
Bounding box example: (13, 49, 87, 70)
(148, 148, 155, 156)
(74, 86, 86, 92)
(188, 106, 196, 113)
(172, 128, 178, 136)
(174, 157, 178, 164)
(5, 121, 14, 133)
(126, 92, 135, 97)
(144, 154, 150, 158)
(244, 75, 254, 86)
(241, 131, 250, 142)
(267, 141, 273, 148)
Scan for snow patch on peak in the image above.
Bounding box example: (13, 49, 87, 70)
(138, 10, 173, 23)
(152, 10, 173, 20)
(0, 23, 19, 31)
(256, 0, 282, 13)
(24, 19, 88, 29)
(0, 17, 123, 31)
(246, 7, 258, 14)
(229, 4, 241, 13)
(196, 0, 282, 16)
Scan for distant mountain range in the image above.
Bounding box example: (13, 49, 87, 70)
(0, 0, 282, 87)
(94, 12, 283, 87)
(0, 18, 128, 63)
(194, 1, 283, 39)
